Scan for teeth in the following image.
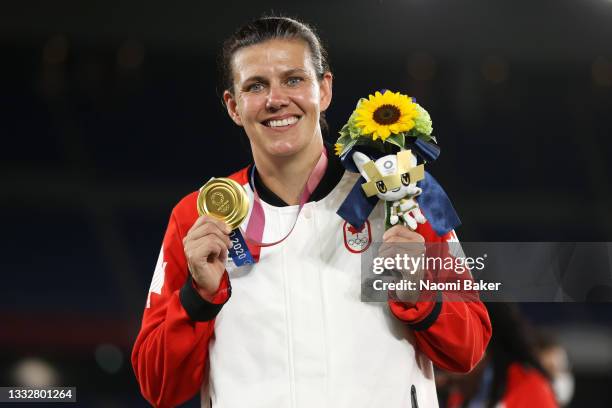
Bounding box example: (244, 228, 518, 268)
(267, 116, 299, 127)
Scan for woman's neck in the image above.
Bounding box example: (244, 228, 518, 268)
(252, 137, 325, 205)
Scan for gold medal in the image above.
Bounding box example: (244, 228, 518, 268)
(197, 178, 249, 230)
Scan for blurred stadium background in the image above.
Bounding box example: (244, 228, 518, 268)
(1, 0, 611, 406)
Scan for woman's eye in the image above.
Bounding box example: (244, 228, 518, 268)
(287, 77, 303, 86)
(247, 83, 264, 92)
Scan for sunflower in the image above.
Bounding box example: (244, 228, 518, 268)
(334, 143, 344, 156)
(354, 90, 417, 141)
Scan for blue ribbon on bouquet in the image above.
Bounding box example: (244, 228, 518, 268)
(336, 139, 461, 237)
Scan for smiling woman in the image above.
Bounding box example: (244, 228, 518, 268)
(220, 20, 333, 204)
(222, 38, 332, 204)
(131, 15, 491, 408)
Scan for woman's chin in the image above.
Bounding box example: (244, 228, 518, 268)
(266, 140, 303, 157)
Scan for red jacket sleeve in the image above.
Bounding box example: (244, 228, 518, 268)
(388, 223, 492, 373)
(131, 194, 230, 408)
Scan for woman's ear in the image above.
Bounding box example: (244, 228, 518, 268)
(319, 72, 333, 112)
(223, 90, 243, 126)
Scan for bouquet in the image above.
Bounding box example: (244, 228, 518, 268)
(335, 90, 437, 230)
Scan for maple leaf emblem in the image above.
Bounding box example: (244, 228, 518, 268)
(347, 224, 366, 234)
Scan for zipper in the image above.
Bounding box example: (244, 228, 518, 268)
(411, 384, 419, 408)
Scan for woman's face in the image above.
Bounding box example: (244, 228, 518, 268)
(224, 39, 332, 158)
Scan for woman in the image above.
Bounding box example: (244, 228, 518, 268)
(443, 303, 558, 408)
(132, 16, 491, 408)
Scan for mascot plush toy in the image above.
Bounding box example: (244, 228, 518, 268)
(352, 149, 425, 230)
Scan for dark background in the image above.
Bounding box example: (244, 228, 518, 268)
(1, 0, 611, 406)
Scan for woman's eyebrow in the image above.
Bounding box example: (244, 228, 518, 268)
(241, 75, 268, 85)
(242, 68, 309, 85)
(284, 68, 309, 76)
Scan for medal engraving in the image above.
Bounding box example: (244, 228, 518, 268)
(210, 191, 231, 214)
(197, 178, 249, 230)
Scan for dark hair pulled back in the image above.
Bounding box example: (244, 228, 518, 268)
(219, 15, 331, 134)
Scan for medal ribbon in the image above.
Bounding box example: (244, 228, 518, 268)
(228, 148, 328, 266)
(227, 228, 255, 266)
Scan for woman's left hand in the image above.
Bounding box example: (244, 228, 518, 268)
(378, 225, 426, 303)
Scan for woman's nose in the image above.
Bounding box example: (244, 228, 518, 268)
(266, 84, 290, 111)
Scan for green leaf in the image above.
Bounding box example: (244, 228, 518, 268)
(420, 134, 432, 142)
(336, 134, 352, 146)
(349, 126, 362, 139)
(384, 201, 393, 230)
(339, 138, 359, 156)
(414, 103, 433, 136)
(338, 123, 350, 137)
(385, 133, 405, 149)
(416, 133, 432, 142)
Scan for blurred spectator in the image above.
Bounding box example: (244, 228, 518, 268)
(439, 303, 557, 408)
(12, 358, 60, 387)
(534, 330, 575, 406)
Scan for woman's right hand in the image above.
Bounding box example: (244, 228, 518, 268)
(183, 215, 232, 299)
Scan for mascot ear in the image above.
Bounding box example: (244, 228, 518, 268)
(352, 151, 371, 181)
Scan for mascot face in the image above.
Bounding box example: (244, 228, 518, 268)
(353, 150, 423, 202)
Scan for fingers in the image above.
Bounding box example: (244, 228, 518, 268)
(377, 242, 424, 280)
(185, 234, 229, 264)
(185, 216, 232, 248)
(185, 222, 231, 249)
(190, 215, 231, 235)
(218, 246, 228, 265)
(383, 225, 425, 242)
(378, 243, 401, 259)
(378, 242, 424, 259)
(380, 226, 425, 263)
